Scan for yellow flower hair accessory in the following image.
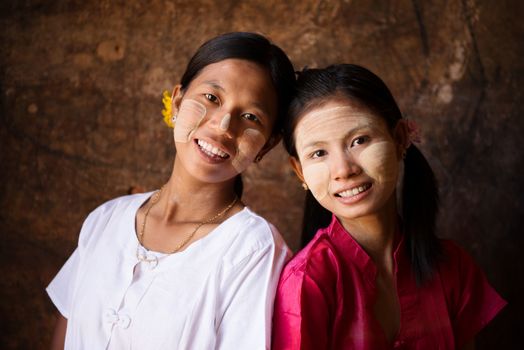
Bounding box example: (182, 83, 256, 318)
(161, 90, 174, 128)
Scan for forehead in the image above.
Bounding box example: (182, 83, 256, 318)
(294, 102, 387, 142)
(188, 58, 278, 119)
(190, 59, 273, 91)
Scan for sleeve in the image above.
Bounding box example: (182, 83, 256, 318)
(215, 233, 290, 350)
(272, 268, 332, 350)
(46, 248, 80, 318)
(447, 243, 507, 348)
(45, 206, 107, 319)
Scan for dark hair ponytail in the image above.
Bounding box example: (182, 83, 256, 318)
(302, 191, 332, 246)
(283, 64, 441, 284)
(234, 175, 243, 198)
(402, 145, 441, 283)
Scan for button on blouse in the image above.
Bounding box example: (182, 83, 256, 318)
(47, 193, 290, 349)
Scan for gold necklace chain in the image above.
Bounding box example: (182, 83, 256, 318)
(138, 186, 238, 255)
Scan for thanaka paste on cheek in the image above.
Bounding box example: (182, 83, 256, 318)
(219, 113, 231, 132)
(295, 106, 376, 201)
(174, 99, 207, 143)
(357, 141, 399, 184)
(231, 128, 266, 173)
(303, 162, 330, 200)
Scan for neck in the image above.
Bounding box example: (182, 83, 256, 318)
(156, 159, 239, 224)
(339, 195, 399, 272)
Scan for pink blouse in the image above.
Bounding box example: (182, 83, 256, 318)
(272, 216, 506, 349)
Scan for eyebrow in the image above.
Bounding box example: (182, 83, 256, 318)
(250, 101, 271, 120)
(202, 80, 272, 122)
(203, 80, 225, 92)
(205, 81, 271, 118)
(299, 125, 371, 150)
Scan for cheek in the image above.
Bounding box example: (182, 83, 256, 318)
(219, 113, 231, 131)
(231, 129, 266, 173)
(174, 99, 207, 143)
(303, 162, 330, 201)
(358, 141, 399, 184)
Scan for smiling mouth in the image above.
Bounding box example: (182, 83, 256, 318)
(196, 139, 230, 159)
(335, 183, 372, 198)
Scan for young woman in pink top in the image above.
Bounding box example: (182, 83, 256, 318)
(272, 64, 506, 349)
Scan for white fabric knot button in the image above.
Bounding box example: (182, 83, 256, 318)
(103, 308, 131, 329)
(116, 314, 131, 329)
(136, 245, 159, 269)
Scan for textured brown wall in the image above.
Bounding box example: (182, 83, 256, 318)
(1, 0, 522, 348)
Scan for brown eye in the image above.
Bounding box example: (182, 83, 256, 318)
(204, 93, 219, 103)
(242, 113, 260, 123)
(311, 150, 327, 159)
(351, 136, 369, 147)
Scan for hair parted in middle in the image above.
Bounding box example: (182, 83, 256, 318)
(179, 31, 296, 136)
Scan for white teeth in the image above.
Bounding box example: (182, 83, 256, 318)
(197, 140, 228, 158)
(338, 184, 370, 198)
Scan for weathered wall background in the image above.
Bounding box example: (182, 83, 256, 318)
(1, 0, 522, 348)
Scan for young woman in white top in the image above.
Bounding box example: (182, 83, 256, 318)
(47, 32, 295, 349)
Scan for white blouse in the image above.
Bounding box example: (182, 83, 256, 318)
(47, 192, 291, 349)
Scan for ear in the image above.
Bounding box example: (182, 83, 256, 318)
(393, 120, 409, 158)
(171, 85, 184, 115)
(254, 134, 282, 161)
(289, 156, 306, 183)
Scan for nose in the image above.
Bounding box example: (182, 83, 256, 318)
(330, 150, 361, 180)
(209, 110, 234, 138)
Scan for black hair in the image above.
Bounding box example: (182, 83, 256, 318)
(179, 32, 296, 197)
(282, 64, 441, 284)
(180, 32, 295, 136)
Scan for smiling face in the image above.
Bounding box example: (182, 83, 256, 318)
(291, 99, 402, 221)
(171, 58, 278, 184)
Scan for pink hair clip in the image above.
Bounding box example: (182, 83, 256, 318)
(406, 119, 422, 145)
(399, 119, 422, 149)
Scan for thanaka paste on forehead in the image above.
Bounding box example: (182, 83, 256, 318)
(295, 107, 400, 205)
(231, 128, 266, 173)
(294, 107, 378, 156)
(295, 107, 373, 203)
(174, 99, 207, 143)
(219, 113, 231, 132)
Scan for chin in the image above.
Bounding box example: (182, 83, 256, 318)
(328, 200, 382, 221)
(185, 165, 238, 185)
(335, 209, 373, 221)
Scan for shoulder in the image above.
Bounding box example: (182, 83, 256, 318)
(438, 239, 478, 273)
(440, 239, 467, 257)
(78, 192, 150, 247)
(219, 207, 290, 266)
(279, 227, 339, 288)
(436, 241, 507, 346)
(274, 227, 340, 316)
(88, 192, 149, 219)
(436, 239, 495, 305)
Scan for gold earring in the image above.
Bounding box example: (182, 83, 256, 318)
(301, 183, 308, 191)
